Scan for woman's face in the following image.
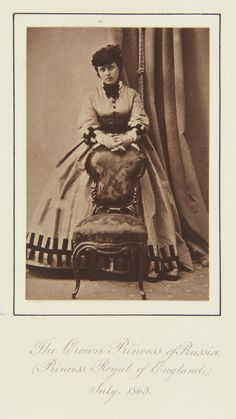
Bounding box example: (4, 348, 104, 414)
(97, 62, 120, 85)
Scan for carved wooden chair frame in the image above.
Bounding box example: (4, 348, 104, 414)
(72, 145, 148, 300)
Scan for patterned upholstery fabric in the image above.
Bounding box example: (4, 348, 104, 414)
(73, 213, 147, 244)
(86, 147, 144, 207)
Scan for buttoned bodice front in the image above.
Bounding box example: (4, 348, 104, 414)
(78, 83, 149, 136)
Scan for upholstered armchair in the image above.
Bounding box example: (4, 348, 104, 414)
(72, 144, 148, 300)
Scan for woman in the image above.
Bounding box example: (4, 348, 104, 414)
(27, 44, 193, 277)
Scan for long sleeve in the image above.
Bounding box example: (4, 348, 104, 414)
(77, 93, 101, 144)
(77, 85, 150, 145)
(128, 90, 149, 132)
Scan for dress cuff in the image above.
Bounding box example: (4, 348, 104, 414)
(128, 123, 146, 140)
(83, 127, 98, 146)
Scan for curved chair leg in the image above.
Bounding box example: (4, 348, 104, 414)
(139, 283, 146, 300)
(137, 247, 147, 300)
(72, 273, 80, 299)
(71, 244, 99, 298)
(72, 248, 82, 299)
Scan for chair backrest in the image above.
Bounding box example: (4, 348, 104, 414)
(85, 145, 146, 213)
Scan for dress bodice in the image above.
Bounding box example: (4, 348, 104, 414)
(78, 84, 149, 136)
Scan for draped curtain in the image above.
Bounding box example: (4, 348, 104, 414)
(120, 27, 209, 261)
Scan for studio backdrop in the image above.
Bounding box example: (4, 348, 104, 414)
(27, 27, 209, 259)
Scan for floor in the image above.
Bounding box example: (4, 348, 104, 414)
(26, 262, 209, 301)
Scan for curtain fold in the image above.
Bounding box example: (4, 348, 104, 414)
(107, 27, 208, 258)
(144, 29, 168, 172)
(106, 27, 129, 85)
(144, 28, 209, 257)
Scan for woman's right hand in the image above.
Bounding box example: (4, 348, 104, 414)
(95, 131, 119, 150)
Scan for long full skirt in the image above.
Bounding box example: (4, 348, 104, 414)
(26, 135, 193, 273)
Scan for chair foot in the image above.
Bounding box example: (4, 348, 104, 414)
(140, 290, 146, 300)
(71, 283, 80, 299)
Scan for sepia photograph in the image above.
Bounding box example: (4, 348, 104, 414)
(25, 25, 210, 301)
(1, 5, 235, 419)
(13, 14, 219, 313)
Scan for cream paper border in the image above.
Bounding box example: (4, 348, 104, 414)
(14, 13, 219, 315)
(1, 2, 235, 419)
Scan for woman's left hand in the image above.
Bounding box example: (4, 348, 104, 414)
(111, 130, 137, 150)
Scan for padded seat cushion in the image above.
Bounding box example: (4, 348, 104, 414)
(73, 213, 147, 244)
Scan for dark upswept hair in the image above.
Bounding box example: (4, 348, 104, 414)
(91, 44, 123, 73)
